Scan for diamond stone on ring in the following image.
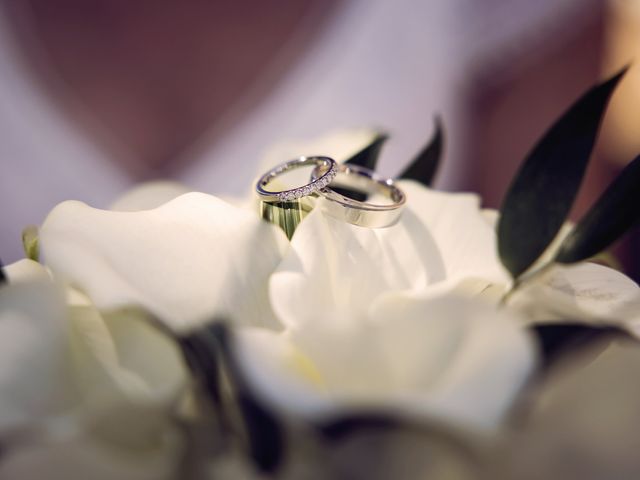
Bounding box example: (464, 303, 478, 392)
(255, 156, 338, 203)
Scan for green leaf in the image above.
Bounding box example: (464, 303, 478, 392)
(399, 116, 444, 186)
(555, 154, 640, 263)
(209, 323, 285, 473)
(497, 68, 627, 278)
(531, 323, 625, 372)
(317, 411, 479, 475)
(345, 132, 388, 170)
(21, 225, 39, 262)
(341, 133, 388, 202)
(180, 323, 285, 473)
(179, 330, 222, 410)
(319, 413, 402, 440)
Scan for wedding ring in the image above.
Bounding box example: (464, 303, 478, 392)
(256, 156, 337, 239)
(255, 156, 337, 202)
(310, 163, 406, 228)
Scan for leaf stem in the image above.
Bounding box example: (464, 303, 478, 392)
(499, 262, 555, 307)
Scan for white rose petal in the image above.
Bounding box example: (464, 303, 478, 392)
(270, 207, 426, 328)
(236, 295, 536, 430)
(270, 181, 510, 329)
(511, 262, 640, 332)
(4, 258, 51, 284)
(67, 291, 187, 409)
(109, 180, 192, 212)
(0, 271, 186, 478)
(1, 259, 187, 424)
(0, 280, 71, 432)
(399, 181, 509, 286)
(40, 192, 289, 333)
(370, 293, 535, 428)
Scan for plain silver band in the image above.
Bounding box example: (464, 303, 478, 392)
(311, 163, 406, 228)
(255, 156, 337, 203)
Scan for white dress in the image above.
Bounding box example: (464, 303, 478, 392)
(0, 0, 595, 262)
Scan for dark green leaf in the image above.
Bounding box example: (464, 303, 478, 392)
(179, 323, 286, 472)
(329, 186, 369, 202)
(345, 133, 388, 171)
(179, 331, 222, 410)
(21, 226, 39, 262)
(318, 412, 402, 441)
(555, 154, 640, 263)
(210, 324, 285, 474)
(531, 323, 626, 372)
(398, 115, 444, 186)
(316, 411, 479, 479)
(498, 68, 627, 278)
(338, 133, 389, 201)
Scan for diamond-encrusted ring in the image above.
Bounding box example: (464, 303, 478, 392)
(255, 156, 337, 203)
(309, 163, 406, 228)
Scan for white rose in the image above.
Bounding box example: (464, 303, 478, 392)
(0, 260, 186, 480)
(235, 294, 534, 431)
(228, 181, 534, 431)
(33, 130, 539, 434)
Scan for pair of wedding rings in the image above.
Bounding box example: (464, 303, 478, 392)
(255, 156, 405, 234)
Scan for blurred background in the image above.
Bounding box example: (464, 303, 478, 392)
(0, 0, 638, 280)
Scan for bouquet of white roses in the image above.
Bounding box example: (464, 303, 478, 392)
(1, 68, 640, 480)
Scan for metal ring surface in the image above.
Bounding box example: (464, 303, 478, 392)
(310, 163, 406, 228)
